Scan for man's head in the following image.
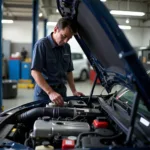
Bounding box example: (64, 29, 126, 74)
(53, 17, 78, 46)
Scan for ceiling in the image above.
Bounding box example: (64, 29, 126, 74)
(2, 0, 150, 24)
(3, 0, 59, 21)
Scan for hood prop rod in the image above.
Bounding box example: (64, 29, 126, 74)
(125, 92, 140, 145)
(87, 73, 98, 105)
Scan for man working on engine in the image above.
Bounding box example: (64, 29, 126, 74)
(31, 17, 84, 106)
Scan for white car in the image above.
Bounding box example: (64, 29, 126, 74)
(71, 52, 89, 81)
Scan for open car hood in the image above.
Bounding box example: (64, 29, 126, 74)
(57, 0, 150, 110)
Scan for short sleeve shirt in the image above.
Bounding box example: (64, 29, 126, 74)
(31, 33, 74, 85)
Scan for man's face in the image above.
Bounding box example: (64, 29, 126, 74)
(54, 26, 73, 46)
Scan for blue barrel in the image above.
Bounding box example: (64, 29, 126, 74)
(21, 62, 31, 79)
(8, 60, 21, 80)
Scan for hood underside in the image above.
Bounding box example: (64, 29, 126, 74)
(57, 0, 150, 110)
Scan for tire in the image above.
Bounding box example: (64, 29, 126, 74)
(80, 70, 88, 81)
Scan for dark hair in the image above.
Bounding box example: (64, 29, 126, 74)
(56, 17, 78, 34)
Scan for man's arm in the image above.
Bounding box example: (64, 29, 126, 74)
(31, 70, 63, 105)
(31, 70, 53, 95)
(67, 72, 84, 96)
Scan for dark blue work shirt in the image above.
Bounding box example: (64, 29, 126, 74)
(31, 33, 74, 86)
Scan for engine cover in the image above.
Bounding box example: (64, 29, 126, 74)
(33, 120, 90, 138)
(68, 100, 87, 108)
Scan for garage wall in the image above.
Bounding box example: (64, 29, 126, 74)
(123, 28, 143, 47)
(142, 21, 150, 46)
(2, 21, 84, 54)
(2, 20, 150, 56)
(116, 19, 150, 47)
(143, 28, 150, 46)
(3, 21, 44, 43)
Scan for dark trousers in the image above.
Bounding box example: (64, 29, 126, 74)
(33, 84, 67, 101)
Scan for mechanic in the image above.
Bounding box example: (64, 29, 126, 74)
(31, 17, 84, 106)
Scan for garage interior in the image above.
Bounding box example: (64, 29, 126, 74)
(1, 0, 150, 111)
(0, 0, 149, 149)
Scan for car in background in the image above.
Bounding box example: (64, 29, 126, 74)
(71, 52, 89, 81)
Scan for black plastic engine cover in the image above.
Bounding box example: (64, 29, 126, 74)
(81, 136, 106, 148)
(68, 100, 87, 108)
(95, 128, 114, 137)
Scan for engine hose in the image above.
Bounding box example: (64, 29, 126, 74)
(17, 107, 74, 122)
(75, 132, 123, 148)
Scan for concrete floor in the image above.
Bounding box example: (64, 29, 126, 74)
(3, 80, 120, 111)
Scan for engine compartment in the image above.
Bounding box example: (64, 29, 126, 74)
(2, 94, 149, 149)
(0, 96, 130, 149)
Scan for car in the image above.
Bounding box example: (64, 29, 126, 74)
(0, 0, 150, 149)
(72, 52, 89, 81)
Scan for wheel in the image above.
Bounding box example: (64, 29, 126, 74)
(80, 70, 88, 81)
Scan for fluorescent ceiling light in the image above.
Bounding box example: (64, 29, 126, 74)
(2, 19, 14, 23)
(39, 13, 43, 17)
(119, 25, 131, 30)
(110, 10, 145, 16)
(47, 22, 57, 26)
(140, 47, 147, 50)
(56, 9, 59, 13)
(100, 0, 107, 2)
(126, 18, 129, 24)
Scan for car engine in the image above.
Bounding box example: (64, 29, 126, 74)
(0, 98, 136, 149)
(33, 120, 90, 137)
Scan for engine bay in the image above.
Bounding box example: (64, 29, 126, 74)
(0, 96, 130, 149)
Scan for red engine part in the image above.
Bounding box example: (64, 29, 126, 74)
(62, 139, 75, 149)
(93, 120, 108, 128)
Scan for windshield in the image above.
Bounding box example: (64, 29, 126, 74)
(115, 70, 150, 118)
(117, 89, 150, 118)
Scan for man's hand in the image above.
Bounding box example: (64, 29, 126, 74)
(48, 91, 64, 106)
(73, 91, 85, 97)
